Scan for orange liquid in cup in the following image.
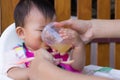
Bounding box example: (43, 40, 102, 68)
(51, 43, 71, 55)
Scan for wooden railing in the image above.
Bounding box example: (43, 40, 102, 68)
(0, 0, 19, 34)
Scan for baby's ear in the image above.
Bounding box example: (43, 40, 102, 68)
(16, 26, 25, 40)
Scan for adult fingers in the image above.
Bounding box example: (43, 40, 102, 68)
(53, 19, 72, 28)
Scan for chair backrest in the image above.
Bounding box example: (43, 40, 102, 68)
(0, 23, 23, 74)
(0, 23, 23, 53)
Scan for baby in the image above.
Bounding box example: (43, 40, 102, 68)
(3, 0, 85, 79)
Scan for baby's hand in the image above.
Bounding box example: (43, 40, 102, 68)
(51, 49, 74, 65)
(35, 48, 74, 65)
(59, 28, 83, 47)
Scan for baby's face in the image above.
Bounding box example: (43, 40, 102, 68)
(23, 7, 53, 51)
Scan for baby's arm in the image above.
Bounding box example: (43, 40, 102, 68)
(70, 40, 85, 71)
(7, 67, 29, 80)
(3, 50, 29, 80)
(60, 28, 85, 71)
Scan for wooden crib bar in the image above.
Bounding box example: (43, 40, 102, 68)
(115, 0, 120, 69)
(55, 0, 71, 21)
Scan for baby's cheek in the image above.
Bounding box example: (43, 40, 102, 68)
(31, 43, 42, 50)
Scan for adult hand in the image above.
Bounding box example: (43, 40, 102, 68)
(28, 49, 112, 80)
(54, 19, 93, 43)
(28, 48, 55, 80)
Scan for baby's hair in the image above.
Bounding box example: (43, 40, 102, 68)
(14, 0, 55, 27)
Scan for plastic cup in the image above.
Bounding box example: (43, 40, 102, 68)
(41, 23, 72, 55)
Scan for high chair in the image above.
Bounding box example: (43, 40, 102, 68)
(0, 23, 23, 53)
(0, 23, 23, 80)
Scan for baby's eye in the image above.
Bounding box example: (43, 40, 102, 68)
(39, 30, 43, 32)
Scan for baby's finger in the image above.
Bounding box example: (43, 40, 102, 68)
(51, 49, 59, 55)
(61, 60, 74, 64)
(52, 49, 57, 52)
(59, 28, 67, 34)
(59, 33, 68, 40)
(51, 52, 59, 56)
(53, 58, 62, 65)
(62, 36, 68, 39)
(16, 57, 34, 64)
(59, 52, 66, 56)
